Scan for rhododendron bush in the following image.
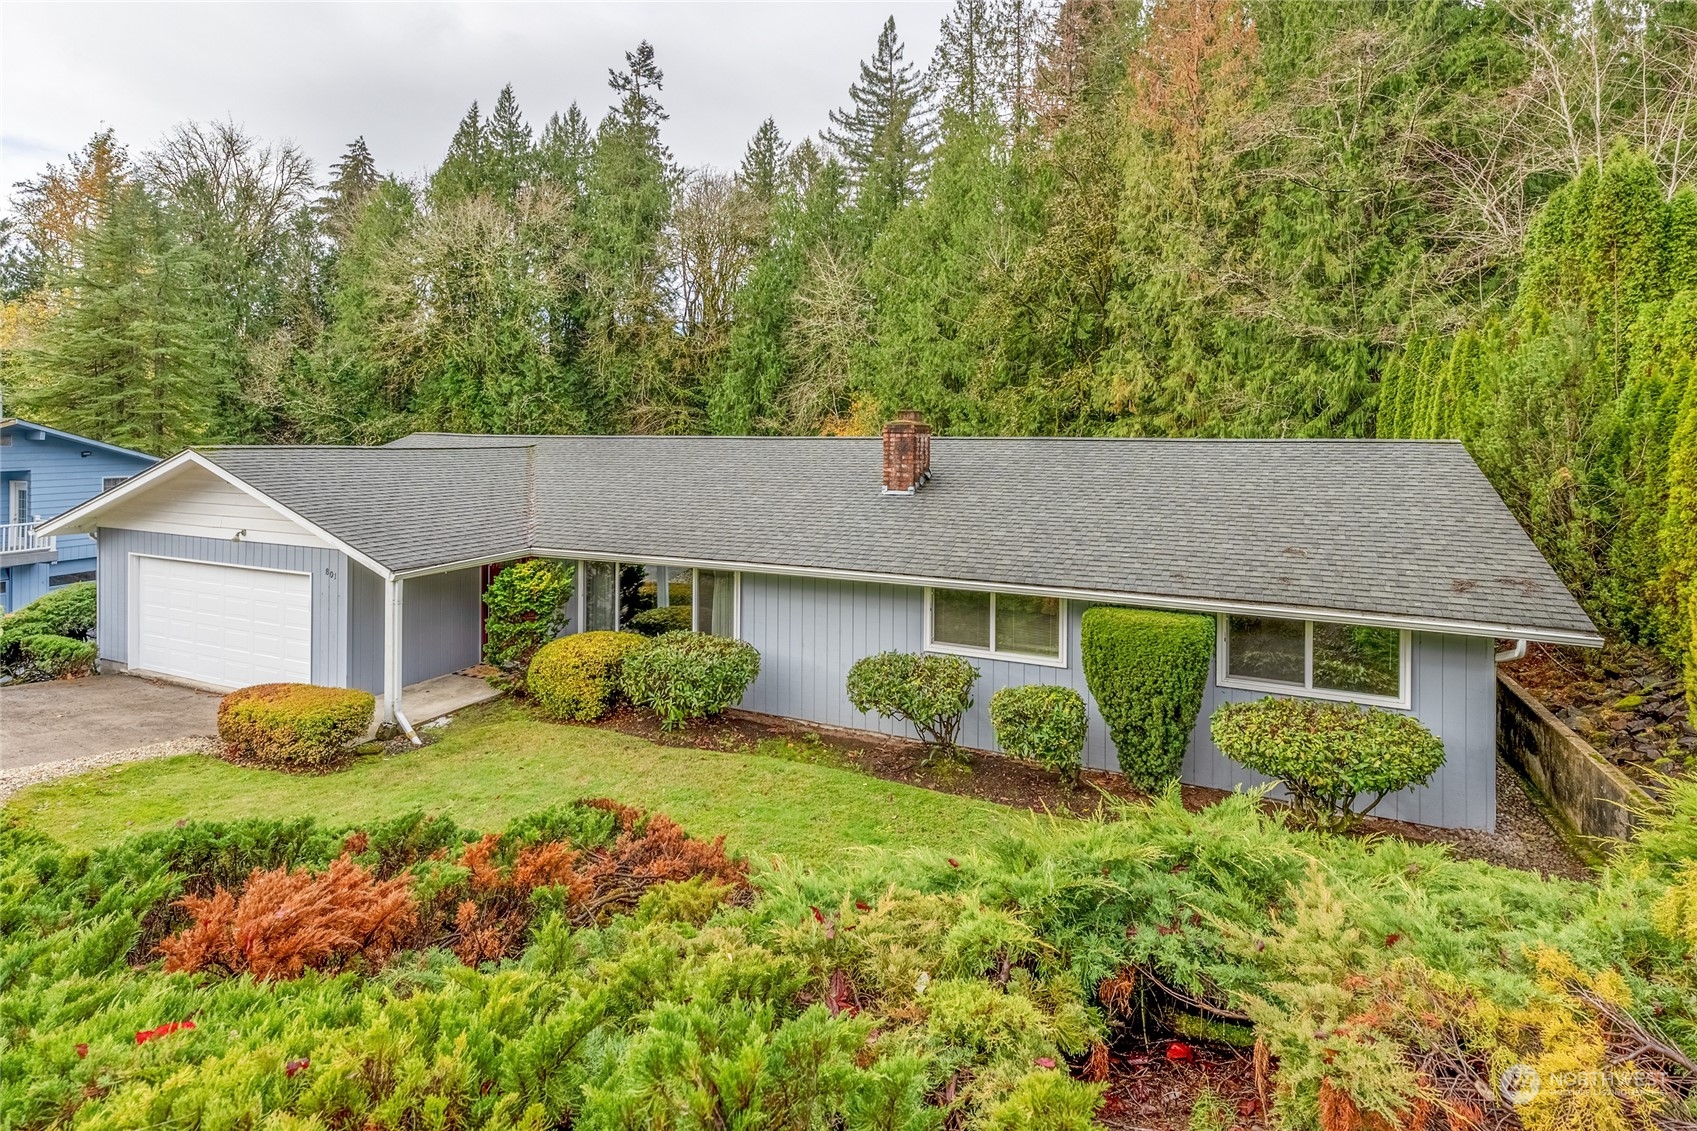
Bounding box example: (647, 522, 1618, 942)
(3, 785, 1696, 1130)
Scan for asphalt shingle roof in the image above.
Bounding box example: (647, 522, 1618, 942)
(199, 434, 1596, 642)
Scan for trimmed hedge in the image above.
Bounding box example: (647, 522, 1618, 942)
(620, 631, 761, 730)
(528, 631, 650, 721)
(482, 559, 575, 674)
(1079, 607, 1214, 792)
(1, 582, 98, 682)
(16, 634, 97, 680)
(1210, 696, 1446, 830)
(217, 684, 376, 770)
(627, 605, 693, 637)
(990, 685, 1088, 785)
(0, 581, 96, 645)
(846, 651, 979, 758)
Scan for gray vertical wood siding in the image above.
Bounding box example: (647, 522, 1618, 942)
(95, 527, 350, 686)
(401, 567, 482, 685)
(736, 571, 1498, 831)
(347, 563, 384, 694)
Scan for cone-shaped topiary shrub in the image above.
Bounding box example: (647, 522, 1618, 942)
(528, 631, 650, 721)
(1079, 607, 1214, 792)
(217, 684, 376, 770)
(620, 631, 761, 730)
(1210, 696, 1446, 830)
(990, 685, 1088, 785)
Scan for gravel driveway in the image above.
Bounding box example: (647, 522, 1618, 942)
(1, 674, 219, 771)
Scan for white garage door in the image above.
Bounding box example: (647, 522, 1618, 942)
(135, 557, 312, 688)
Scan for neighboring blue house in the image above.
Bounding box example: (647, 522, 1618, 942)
(0, 419, 157, 613)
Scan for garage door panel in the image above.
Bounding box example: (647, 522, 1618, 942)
(136, 557, 312, 688)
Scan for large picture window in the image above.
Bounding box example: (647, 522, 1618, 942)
(580, 561, 738, 638)
(1218, 615, 1407, 706)
(926, 588, 1064, 665)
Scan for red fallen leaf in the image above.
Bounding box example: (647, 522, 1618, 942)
(855, 900, 870, 911)
(1384, 933, 1403, 947)
(1237, 1097, 1262, 1118)
(1034, 1057, 1056, 1068)
(285, 1057, 310, 1078)
(135, 1020, 195, 1045)
(826, 969, 857, 1017)
(811, 906, 824, 923)
(947, 858, 959, 868)
(75, 1043, 88, 1059)
(1165, 1041, 1196, 1063)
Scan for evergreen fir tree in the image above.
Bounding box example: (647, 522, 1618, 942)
(317, 137, 379, 248)
(486, 84, 535, 200)
(19, 182, 223, 453)
(430, 102, 487, 203)
(536, 105, 593, 196)
(931, 0, 1001, 122)
(738, 118, 787, 205)
(823, 16, 933, 221)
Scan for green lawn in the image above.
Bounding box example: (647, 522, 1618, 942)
(4, 702, 1018, 865)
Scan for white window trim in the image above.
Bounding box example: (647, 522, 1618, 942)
(577, 560, 741, 641)
(924, 587, 1068, 668)
(1215, 615, 1411, 709)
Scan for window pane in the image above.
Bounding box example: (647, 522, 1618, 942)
(583, 561, 617, 632)
(1226, 616, 1305, 685)
(994, 594, 1061, 657)
(619, 564, 655, 627)
(933, 589, 991, 649)
(691, 570, 737, 637)
(663, 566, 692, 611)
(1312, 622, 1401, 697)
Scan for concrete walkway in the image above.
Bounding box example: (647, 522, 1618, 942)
(0, 674, 220, 770)
(401, 672, 504, 725)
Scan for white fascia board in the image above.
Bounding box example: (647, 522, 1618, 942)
(530, 546, 1605, 648)
(38, 450, 397, 581)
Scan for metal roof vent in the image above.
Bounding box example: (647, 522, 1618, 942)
(881, 411, 932, 496)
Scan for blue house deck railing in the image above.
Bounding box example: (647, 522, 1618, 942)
(0, 522, 54, 554)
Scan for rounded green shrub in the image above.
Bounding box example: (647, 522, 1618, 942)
(989, 685, 1087, 785)
(1, 582, 98, 682)
(1079, 607, 1214, 792)
(1210, 695, 1446, 830)
(217, 683, 376, 770)
(482, 559, 575, 675)
(528, 631, 651, 721)
(620, 631, 761, 730)
(627, 605, 692, 637)
(15, 634, 97, 680)
(846, 651, 978, 758)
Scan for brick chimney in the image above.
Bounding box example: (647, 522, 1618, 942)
(881, 411, 932, 495)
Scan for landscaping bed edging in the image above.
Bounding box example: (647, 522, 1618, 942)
(1498, 672, 1647, 846)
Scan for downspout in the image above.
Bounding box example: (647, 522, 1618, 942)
(1494, 639, 1529, 663)
(382, 574, 422, 746)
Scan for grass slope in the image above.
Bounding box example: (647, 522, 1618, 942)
(4, 702, 1012, 863)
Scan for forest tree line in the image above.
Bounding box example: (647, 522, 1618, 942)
(2, 0, 1695, 673)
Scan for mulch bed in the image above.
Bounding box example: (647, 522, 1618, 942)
(1504, 642, 1694, 795)
(1094, 1039, 1268, 1130)
(585, 706, 1592, 878)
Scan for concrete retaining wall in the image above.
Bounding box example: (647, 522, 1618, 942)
(1498, 672, 1647, 845)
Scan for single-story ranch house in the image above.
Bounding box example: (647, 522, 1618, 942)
(39, 418, 1601, 832)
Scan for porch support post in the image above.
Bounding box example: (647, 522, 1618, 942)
(382, 574, 404, 726)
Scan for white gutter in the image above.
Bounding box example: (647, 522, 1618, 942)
(529, 546, 1606, 648)
(1495, 639, 1529, 663)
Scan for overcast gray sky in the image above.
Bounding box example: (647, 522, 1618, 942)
(1, 2, 950, 199)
